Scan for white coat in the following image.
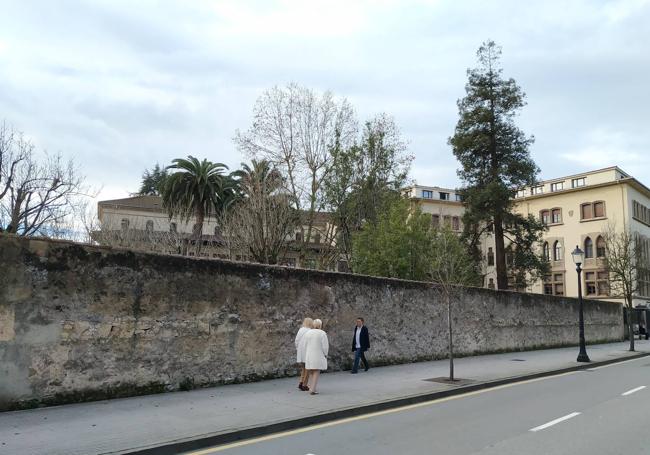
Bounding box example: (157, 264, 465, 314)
(304, 328, 329, 371)
(295, 327, 310, 363)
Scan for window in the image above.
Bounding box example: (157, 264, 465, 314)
(596, 236, 606, 258)
(439, 192, 449, 200)
(516, 189, 527, 198)
(337, 260, 349, 272)
(422, 190, 433, 199)
(169, 222, 177, 233)
(544, 273, 565, 295)
(455, 194, 463, 202)
(487, 247, 495, 266)
(214, 225, 221, 236)
(540, 210, 550, 225)
(550, 182, 564, 192)
(632, 200, 650, 226)
(121, 218, 129, 231)
(553, 240, 563, 261)
(313, 233, 321, 244)
(192, 223, 201, 235)
(551, 208, 562, 224)
(145, 220, 154, 232)
(572, 178, 586, 188)
(295, 232, 303, 242)
(431, 214, 440, 227)
(584, 237, 594, 258)
(532, 186, 544, 195)
(452, 216, 460, 231)
(542, 242, 550, 261)
(581, 201, 606, 220)
(594, 201, 605, 218)
(585, 271, 609, 296)
(487, 278, 495, 290)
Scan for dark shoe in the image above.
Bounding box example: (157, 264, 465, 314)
(299, 384, 309, 391)
(364, 367, 369, 372)
(351, 371, 358, 374)
(298, 382, 303, 390)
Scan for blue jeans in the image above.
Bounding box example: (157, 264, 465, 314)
(352, 348, 369, 372)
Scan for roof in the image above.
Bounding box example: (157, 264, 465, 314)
(98, 195, 164, 212)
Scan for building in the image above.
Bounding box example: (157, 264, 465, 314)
(410, 167, 650, 308)
(96, 195, 343, 269)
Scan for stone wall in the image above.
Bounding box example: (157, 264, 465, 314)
(0, 235, 623, 410)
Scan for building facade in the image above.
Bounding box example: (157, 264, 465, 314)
(96, 195, 343, 270)
(410, 167, 650, 308)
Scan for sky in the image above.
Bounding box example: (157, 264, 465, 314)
(1, 0, 649, 202)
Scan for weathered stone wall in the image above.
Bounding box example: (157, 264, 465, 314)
(0, 235, 623, 410)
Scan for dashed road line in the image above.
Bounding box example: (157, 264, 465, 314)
(529, 412, 581, 432)
(622, 386, 646, 396)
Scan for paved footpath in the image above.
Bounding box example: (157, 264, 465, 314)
(1, 341, 649, 455)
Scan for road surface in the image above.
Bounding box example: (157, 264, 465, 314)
(184, 356, 650, 455)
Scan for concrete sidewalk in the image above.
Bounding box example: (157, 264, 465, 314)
(2, 341, 649, 455)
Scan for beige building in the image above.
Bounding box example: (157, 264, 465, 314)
(96, 195, 343, 270)
(410, 167, 650, 308)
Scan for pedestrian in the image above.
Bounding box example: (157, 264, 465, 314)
(304, 318, 328, 395)
(295, 317, 313, 391)
(351, 317, 370, 374)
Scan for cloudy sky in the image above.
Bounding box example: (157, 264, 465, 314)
(1, 0, 649, 201)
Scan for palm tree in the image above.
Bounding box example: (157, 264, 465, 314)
(161, 156, 238, 252)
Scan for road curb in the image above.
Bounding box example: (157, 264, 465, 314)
(124, 351, 650, 455)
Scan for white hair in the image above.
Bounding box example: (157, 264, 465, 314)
(312, 319, 323, 329)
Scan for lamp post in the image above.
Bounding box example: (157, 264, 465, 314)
(571, 245, 590, 363)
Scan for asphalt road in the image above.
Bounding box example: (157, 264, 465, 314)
(184, 356, 650, 455)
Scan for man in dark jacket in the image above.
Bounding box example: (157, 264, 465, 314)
(351, 317, 370, 374)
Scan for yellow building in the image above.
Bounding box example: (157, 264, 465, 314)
(410, 167, 650, 307)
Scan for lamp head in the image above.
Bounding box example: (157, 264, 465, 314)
(571, 245, 584, 266)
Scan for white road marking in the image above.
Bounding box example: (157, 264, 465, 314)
(622, 386, 646, 396)
(529, 412, 581, 432)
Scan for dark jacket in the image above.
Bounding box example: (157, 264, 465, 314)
(352, 326, 370, 352)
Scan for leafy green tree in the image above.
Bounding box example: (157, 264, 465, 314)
(449, 40, 547, 289)
(161, 156, 238, 251)
(429, 225, 481, 380)
(137, 164, 168, 196)
(352, 197, 433, 281)
(325, 114, 413, 267)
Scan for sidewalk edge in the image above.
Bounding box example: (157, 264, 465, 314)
(123, 351, 650, 455)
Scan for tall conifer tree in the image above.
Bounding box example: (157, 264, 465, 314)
(449, 40, 547, 289)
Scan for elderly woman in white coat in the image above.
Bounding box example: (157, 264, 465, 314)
(304, 318, 329, 395)
(295, 317, 313, 391)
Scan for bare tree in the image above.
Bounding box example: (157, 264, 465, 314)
(602, 223, 649, 351)
(0, 122, 29, 217)
(235, 83, 357, 267)
(429, 225, 481, 381)
(0, 122, 93, 237)
(91, 214, 187, 255)
(220, 160, 297, 264)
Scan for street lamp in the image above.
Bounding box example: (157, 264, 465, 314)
(572, 245, 590, 362)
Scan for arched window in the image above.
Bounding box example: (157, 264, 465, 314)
(121, 218, 129, 231)
(214, 225, 221, 236)
(596, 236, 606, 258)
(145, 220, 154, 232)
(169, 222, 177, 233)
(551, 208, 562, 224)
(553, 241, 563, 261)
(584, 237, 593, 258)
(487, 247, 495, 266)
(542, 242, 550, 261)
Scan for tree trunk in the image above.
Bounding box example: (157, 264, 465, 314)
(447, 291, 454, 381)
(493, 213, 508, 290)
(628, 304, 635, 352)
(195, 210, 204, 256)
